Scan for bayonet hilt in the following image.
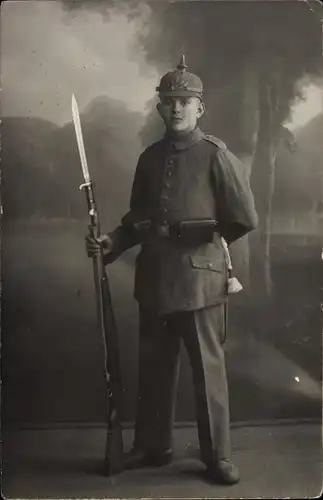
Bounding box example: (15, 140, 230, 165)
(79, 182, 91, 190)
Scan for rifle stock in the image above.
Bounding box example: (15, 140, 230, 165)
(85, 183, 124, 475)
(100, 272, 124, 474)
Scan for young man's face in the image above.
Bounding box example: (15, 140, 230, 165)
(157, 96, 205, 135)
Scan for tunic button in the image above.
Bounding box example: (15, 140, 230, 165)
(167, 158, 175, 165)
(167, 171, 172, 177)
(208, 263, 213, 269)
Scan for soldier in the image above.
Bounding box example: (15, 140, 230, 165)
(86, 56, 258, 485)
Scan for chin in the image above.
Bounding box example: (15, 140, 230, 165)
(168, 123, 191, 134)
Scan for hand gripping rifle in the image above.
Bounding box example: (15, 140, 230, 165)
(71, 94, 123, 475)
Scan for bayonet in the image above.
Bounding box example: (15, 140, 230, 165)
(72, 94, 90, 186)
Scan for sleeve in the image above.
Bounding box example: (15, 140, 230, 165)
(103, 153, 148, 264)
(211, 147, 258, 244)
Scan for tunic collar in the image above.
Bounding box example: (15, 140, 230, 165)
(164, 127, 205, 151)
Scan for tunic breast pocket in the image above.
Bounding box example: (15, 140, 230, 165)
(189, 255, 225, 273)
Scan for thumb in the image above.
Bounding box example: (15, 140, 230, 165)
(96, 233, 114, 250)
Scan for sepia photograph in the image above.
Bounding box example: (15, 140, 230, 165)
(1, 0, 323, 498)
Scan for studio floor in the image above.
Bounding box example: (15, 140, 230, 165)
(2, 422, 322, 499)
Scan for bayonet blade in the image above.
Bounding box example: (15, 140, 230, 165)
(71, 94, 90, 184)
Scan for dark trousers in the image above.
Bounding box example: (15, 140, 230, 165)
(133, 302, 231, 464)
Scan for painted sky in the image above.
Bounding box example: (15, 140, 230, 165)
(1, 1, 158, 125)
(1, 0, 322, 128)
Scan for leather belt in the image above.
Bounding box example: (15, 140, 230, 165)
(133, 221, 173, 237)
(133, 219, 220, 242)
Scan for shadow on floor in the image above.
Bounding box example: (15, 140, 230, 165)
(2, 423, 322, 499)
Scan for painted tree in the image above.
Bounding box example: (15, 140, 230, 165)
(249, 2, 322, 299)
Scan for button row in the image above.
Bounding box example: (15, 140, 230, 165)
(161, 156, 176, 217)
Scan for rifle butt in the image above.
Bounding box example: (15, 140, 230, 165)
(104, 421, 124, 475)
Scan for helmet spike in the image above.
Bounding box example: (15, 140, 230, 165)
(177, 54, 188, 72)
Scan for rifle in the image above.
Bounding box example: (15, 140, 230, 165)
(71, 94, 124, 475)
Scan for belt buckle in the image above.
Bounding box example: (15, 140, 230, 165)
(157, 224, 170, 237)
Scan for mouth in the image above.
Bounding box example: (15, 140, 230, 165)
(172, 117, 183, 123)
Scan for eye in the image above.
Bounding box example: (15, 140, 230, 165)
(162, 98, 172, 106)
(181, 98, 191, 106)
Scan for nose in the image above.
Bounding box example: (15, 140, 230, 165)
(172, 100, 181, 114)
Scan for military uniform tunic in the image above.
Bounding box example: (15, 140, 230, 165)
(108, 126, 258, 463)
(109, 127, 258, 315)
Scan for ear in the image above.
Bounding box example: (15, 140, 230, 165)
(156, 102, 162, 117)
(197, 100, 205, 119)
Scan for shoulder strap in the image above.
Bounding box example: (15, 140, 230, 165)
(204, 134, 227, 149)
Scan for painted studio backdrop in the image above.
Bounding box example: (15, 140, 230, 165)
(2, 0, 322, 427)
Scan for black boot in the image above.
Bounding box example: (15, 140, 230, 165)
(123, 447, 173, 470)
(206, 458, 240, 485)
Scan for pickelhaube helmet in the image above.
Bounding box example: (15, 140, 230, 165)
(156, 55, 203, 99)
